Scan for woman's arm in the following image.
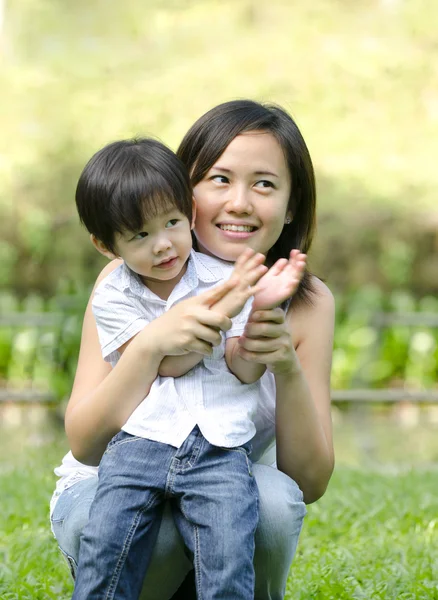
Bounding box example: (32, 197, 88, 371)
(65, 262, 235, 466)
(237, 278, 335, 504)
(65, 261, 163, 465)
(225, 338, 266, 383)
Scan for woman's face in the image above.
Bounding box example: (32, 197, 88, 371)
(193, 131, 292, 262)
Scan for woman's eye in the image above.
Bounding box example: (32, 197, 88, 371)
(133, 231, 148, 240)
(255, 180, 274, 189)
(211, 175, 229, 184)
(165, 219, 179, 227)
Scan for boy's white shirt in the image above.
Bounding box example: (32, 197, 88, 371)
(92, 250, 258, 449)
(50, 251, 278, 518)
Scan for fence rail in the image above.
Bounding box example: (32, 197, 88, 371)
(1, 303, 437, 405)
(331, 389, 438, 403)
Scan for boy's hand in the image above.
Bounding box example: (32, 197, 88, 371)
(141, 282, 236, 358)
(252, 250, 307, 311)
(212, 248, 268, 318)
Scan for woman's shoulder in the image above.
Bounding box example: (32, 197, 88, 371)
(287, 276, 335, 344)
(309, 276, 334, 306)
(95, 258, 124, 286)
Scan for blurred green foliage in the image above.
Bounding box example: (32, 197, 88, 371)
(0, 291, 87, 399)
(332, 286, 438, 390)
(0, 0, 437, 297)
(1, 286, 437, 399)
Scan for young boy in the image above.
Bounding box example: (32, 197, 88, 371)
(72, 138, 305, 600)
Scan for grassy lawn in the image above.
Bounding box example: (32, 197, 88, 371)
(0, 416, 437, 599)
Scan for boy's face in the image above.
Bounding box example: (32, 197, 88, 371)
(95, 208, 193, 293)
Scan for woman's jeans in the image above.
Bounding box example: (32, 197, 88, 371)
(71, 428, 258, 600)
(51, 456, 306, 600)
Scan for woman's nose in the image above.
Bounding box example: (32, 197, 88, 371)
(225, 186, 253, 215)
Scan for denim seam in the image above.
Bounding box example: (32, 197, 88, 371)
(194, 524, 202, 600)
(221, 447, 253, 477)
(186, 439, 202, 469)
(180, 502, 202, 599)
(104, 435, 143, 456)
(105, 492, 160, 599)
(165, 457, 179, 497)
(179, 429, 204, 471)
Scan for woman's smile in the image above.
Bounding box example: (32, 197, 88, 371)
(216, 221, 259, 238)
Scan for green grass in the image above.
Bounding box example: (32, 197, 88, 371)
(0, 417, 437, 599)
(289, 468, 438, 599)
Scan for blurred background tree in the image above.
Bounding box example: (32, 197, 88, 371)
(1, 0, 437, 298)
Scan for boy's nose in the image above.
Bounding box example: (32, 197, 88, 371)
(153, 235, 172, 254)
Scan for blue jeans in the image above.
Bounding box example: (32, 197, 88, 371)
(72, 427, 258, 600)
(51, 458, 306, 599)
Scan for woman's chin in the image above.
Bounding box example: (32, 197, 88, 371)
(196, 234, 265, 263)
(199, 245, 251, 263)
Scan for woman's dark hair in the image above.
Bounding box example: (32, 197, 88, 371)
(76, 138, 193, 253)
(177, 100, 317, 304)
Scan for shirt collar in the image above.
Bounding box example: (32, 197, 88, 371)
(187, 250, 226, 284)
(119, 250, 225, 302)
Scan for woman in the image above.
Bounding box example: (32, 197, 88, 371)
(51, 100, 335, 600)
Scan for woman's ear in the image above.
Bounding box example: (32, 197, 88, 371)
(90, 234, 119, 260)
(190, 197, 197, 230)
(284, 211, 293, 225)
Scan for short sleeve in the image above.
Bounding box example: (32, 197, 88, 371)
(226, 296, 254, 339)
(92, 282, 149, 362)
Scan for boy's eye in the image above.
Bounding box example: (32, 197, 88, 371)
(165, 219, 179, 227)
(133, 231, 148, 240)
(211, 175, 229, 184)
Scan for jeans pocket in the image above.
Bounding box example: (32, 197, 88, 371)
(105, 430, 125, 452)
(240, 448, 254, 477)
(104, 431, 143, 455)
(241, 441, 253, 456)
(219, 446, 254, 477)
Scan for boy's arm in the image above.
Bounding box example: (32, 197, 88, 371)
(119, 336, 203, 379)
(158, 353, 203, 378)
(225, 337, 266, 384)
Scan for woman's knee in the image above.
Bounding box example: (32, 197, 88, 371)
(252, 464, 306, 598)
(51, 477, 98, 564)
(254, 464, 306, 546)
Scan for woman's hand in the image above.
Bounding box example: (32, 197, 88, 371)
(236, 308, 298, 375)
(252, 250, 306, 312)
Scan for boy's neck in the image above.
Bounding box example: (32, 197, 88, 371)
(139, 260, 189, 300)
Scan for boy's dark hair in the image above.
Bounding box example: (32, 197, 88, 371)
(76, 138, 193, 253)
(177, 100, 316, 304)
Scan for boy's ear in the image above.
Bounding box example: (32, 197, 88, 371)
(190, 197, 197, 230)
(90, 234, 119, 260)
